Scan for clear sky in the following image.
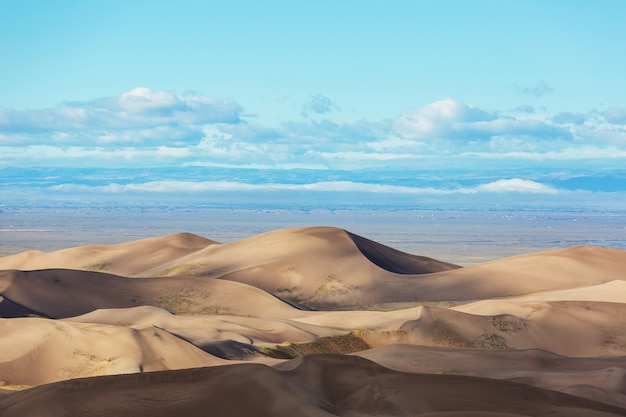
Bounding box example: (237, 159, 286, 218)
(1, 1, 626, 202)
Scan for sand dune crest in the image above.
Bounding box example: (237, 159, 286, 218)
(0, 268, 304, 318)
(0, 233, 216, 277)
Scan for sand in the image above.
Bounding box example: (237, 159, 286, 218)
(2, 355, 625, 417)
(1, 226, 625, 415)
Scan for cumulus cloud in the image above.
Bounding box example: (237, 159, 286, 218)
(551, 112, 587, 125)
(392, 98, 570, 150)
(0, 88, 242, 146)
(511, 104, 535, 114)
(2, 90, 626, 170)
(280, 119, 388, 148)
(301, 94, 337, 117)
(394, 99, 498, 139)
(197, 118, 390, 167)
(602, 106, 626, 124)
(87, 88, 243, 126)
(514, 80, 554, 98)
(460, 179, 558, 194)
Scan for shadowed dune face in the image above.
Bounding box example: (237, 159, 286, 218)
(1, 227, 626, 414)
(141, 229, 626, 307)
(345, 230, 460, 274)
(355, 345, 626, 409)
(0, 227, 463, 307)
(0, 296, 40, 318)
(1, 227, 624, 307)
(135, 226, 464, 307)
(1, 355, 624, 417)
(0, 268, 305, 319)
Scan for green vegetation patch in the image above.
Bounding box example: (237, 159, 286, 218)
(311, 274, 358, 299)
(84, 262, 108, 271)
(472, 333, 511, 350)
(196, 304, 233, 315)
(491, 316, 526, 333)
(156, 289, 196, 313)
(262, 332, 371, 359)
(429, 319, 473, 348)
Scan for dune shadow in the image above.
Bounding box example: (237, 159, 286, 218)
(345, 231, 461, 274)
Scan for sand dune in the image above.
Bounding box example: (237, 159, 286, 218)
(0, 296, 36, 318)
(66, 305, 345, 352)
(134, 226, 461, 307)
(0, 317, 225, 386)
(141, 231, 626, 306)
(0, 268, 304, 318)
(2, 354, 625, 417)
(0, 227, 462, 307)
(399, 302, 626, 356)
(499, 279, 626, 303)
(290, 300, 626, 357)
(1, 228, 624, 308)
(3, 297, 620, 388)
(0, 232, 216, 277)
(355, 345, 626, 408)
(1, 226, 625, 414)
(420, 245, 626, 299)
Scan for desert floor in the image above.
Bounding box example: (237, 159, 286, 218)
(1, 224, 625, 416)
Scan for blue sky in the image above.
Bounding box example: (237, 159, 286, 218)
(1, 1, 626, 205)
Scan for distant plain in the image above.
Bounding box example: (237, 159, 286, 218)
(2, 205, 625, 264)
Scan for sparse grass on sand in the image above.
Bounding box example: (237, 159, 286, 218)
(83, 262, 108, 271)
(262, 332, 371, 359)
(156, 263, 200, 277)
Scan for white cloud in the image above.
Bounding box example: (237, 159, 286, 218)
(511, 104, 535, 114)
(392, 99, 573, 155)
(117, 87, 182, 114)
(48, 178, 561, 195)
(602, 106, 626, 125)
(301, 94, 338, 116)
(460, 179, 558, 194)
(551, 112, 587, 125)
(513, 80, 554, 98)
(393, 98, 498, 140)
(2, 91, 626, 170)
(0, 88, 242, 146)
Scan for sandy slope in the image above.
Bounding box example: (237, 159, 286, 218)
(1, 227, 624, 308)
(398, 301, 626, 356)
(0, 269, 305, 318)
(1, 227, 626, 414)
(0, 233, 216, 277)
(3, 298, 623, 386)
(140, 229, 626, 306)
(0, 317, 225, 386)
(0, 227, 461, 306)
(1, 355, 624, 417)
(355, 345, 626, 408)
(66, 306, 345, 353)
(2, 235, 624, 310)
